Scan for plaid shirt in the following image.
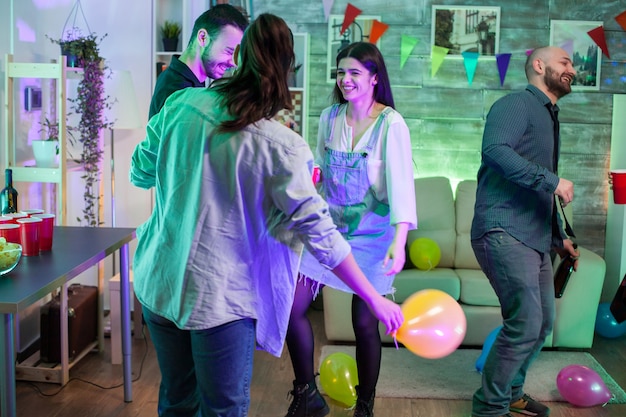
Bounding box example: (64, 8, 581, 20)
(471, 84, 565, 253)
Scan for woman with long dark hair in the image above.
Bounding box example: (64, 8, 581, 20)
(285, 42, 417, 417)
(131, 17, 404, 417)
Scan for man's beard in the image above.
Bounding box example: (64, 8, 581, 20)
(544, 66, 572, 99)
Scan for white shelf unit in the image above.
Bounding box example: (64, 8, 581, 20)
(152, 0, 210, 86)
(3, 54, 78, 225)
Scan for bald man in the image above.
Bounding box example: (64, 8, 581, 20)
(469, 46, 580, 417)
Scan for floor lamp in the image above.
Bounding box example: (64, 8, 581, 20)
(103, 70, 142, 272)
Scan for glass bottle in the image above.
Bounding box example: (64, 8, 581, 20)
(0, 169, 19, 214)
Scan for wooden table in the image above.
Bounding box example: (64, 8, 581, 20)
(0, 226, 136, 417)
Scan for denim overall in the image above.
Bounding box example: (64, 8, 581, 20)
(299, 104, 395, 295)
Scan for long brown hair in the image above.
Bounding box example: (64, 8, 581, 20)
(213, 13, 294, 132)
(332, 42, 395, 108)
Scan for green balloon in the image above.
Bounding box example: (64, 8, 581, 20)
(319, 352, 358, 407)
(409, 237, 441, 270)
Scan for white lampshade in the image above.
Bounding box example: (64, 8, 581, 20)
(103, 70, 142, 130)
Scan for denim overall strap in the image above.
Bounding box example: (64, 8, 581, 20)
(298, 106, 397, 294)
(321, 106, 392, 235)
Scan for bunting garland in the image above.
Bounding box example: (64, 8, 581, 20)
(587, 25, 611, 59)
(321, 3, 626, 86)
(341, 3, 362, 35)
(369, 20, 389, 44)
(400, 35, 419, 69)
(462, 52, 479, 85)
(496, 53, 512, 86)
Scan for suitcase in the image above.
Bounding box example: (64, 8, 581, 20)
(40, 284, 98, 363)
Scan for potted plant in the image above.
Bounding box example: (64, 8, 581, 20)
(33, 118, 60, 168)
(48, 29, 112, 226)
(161, 20, 182, 52)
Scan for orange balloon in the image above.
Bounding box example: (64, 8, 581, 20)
(395, 289, 466, 359)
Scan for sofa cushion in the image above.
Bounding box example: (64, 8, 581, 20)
(454, 180, 481, 269)
(457, 268, 500, 306)
(392, 268, 461, 303)
(407, 176, 456, 268)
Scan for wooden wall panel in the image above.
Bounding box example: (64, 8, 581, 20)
(253, 0, 626, 256)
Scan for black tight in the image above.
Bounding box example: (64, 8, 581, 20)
(352, 295, 381, 400)
(286, 276, 317, 384)
(286, 275, 382, 400)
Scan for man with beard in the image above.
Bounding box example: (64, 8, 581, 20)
(149, 4, 248, 118)
(469, 46, 580, 417)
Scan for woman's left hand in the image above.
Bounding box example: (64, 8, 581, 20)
(383, 242, 406, 276)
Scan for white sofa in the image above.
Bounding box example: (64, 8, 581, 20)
(322, 176, 607, 348)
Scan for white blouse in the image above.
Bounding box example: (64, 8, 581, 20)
(315, 104, 418, 229)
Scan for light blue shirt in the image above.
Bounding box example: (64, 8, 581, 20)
(130, 87, 351, 356)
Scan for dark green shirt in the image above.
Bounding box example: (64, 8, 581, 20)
(471, 84, 564, 253)
(148, 56, 204, 119)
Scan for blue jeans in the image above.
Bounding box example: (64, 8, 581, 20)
(143, 307, 255, 417)
(471, 230, 555, 417)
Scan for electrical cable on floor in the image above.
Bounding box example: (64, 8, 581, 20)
(20, 323, 149, 397)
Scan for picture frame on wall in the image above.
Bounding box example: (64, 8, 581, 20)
(431, 5, 500, 58)
(211, 0, 252, 20)
(326, 14, 381, 83)
(550, 20, 602, 91)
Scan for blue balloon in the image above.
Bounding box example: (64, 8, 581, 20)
(475, 325, 502, 373)
(595, 302, 626, 338)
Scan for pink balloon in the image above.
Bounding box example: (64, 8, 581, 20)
(556, 365, 612, 407)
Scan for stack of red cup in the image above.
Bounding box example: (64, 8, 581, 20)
(0, 210, 57, 255)
(0, 215, 20, 245)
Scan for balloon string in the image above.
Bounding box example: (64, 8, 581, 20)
(603, 394, 615, 407)
(393, 333, 399, 349)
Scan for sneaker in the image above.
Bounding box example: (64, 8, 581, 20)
(285, 380, 329, 417)
(510, 394, 550, 417)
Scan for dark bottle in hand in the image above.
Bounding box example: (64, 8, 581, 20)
(0, 169, 19, 214)
(554, 243, 578, 298)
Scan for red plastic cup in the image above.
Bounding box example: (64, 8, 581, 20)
(32, 213, 55, 251)
(0, 216, 13, 225)
(0, 224, 20, 244)
(312, 165, 321, 185)
(4, 213, 27, 223)
(20, 209, 45, 217)
(16, 217, 42, 256)
(610, 169, 626, 204)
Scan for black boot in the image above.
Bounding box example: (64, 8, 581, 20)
(353, 386, 375, 417)
(285, 379, 329, 417)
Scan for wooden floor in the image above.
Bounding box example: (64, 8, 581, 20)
(11, 308, 626, 417)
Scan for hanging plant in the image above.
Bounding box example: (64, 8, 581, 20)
(48, 29, 112, 226)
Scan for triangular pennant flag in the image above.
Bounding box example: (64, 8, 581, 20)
(323, 0, 334, 22)
(400, 35, 419, 69)
(341, 3, 362, 35)
(616, 10, 626, 32)
(462, 51, 479, 85)
(431, 45, 448, 78)
(560, 39, 574, 58)
(587, 25, 610, 59)
(496, 53, 512, 86)
(369, 20, 389, 44)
